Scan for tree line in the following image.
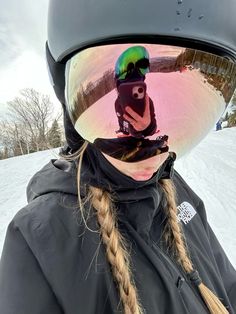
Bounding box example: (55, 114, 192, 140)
(0, 88, 64, 160)
(223, 106, 236, 127)
(221, 93, 236, 128)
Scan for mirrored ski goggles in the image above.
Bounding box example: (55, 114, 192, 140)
(65, 43, 236, 162)
(115, 45, 150, 80)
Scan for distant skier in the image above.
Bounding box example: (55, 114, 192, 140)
(216, 119, 223, 131)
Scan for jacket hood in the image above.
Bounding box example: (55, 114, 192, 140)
(26, 144, 175, 243)
(26, 159, 78, 203)
(27, 144, 175, 204)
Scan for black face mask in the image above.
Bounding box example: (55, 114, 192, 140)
(80, 143, 175, 194)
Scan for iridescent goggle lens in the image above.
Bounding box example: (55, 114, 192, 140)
(65, 44, 236, 162)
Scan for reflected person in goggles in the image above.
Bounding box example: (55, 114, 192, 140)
(114, 46, 158, 138)
(1, 1, 236, 314)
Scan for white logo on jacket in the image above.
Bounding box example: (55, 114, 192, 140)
(177, 202, 197, 224)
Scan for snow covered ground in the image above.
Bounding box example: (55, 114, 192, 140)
(0, 128, 236, 268)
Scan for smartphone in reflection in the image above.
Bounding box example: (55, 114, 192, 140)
(118, 81, 147, 118)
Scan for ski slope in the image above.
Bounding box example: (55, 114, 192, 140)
(0, 128, 236, 268)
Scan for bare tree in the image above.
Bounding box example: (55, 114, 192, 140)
(7, 88, 54, 152)
(0, 120, 15, 157)
(0, 120, 32, 157)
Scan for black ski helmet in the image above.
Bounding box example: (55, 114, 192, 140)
(46, 0, 236, 152)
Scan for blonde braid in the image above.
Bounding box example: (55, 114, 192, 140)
(159, 179, 192, 270)
(89, 186, 144, 314)
(159, 178, 229, 314)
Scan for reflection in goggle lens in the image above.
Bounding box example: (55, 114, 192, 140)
(115, 46, 150, 80)
(65, 44, 236, 162)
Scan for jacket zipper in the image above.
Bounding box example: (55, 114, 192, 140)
(151, 241, 210, 313)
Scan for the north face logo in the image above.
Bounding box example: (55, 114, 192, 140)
(177, 202, 197, 225)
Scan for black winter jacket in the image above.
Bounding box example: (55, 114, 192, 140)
(0, 145, 236, 314)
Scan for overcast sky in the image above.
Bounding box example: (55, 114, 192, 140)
(0, 0, 60, 113)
